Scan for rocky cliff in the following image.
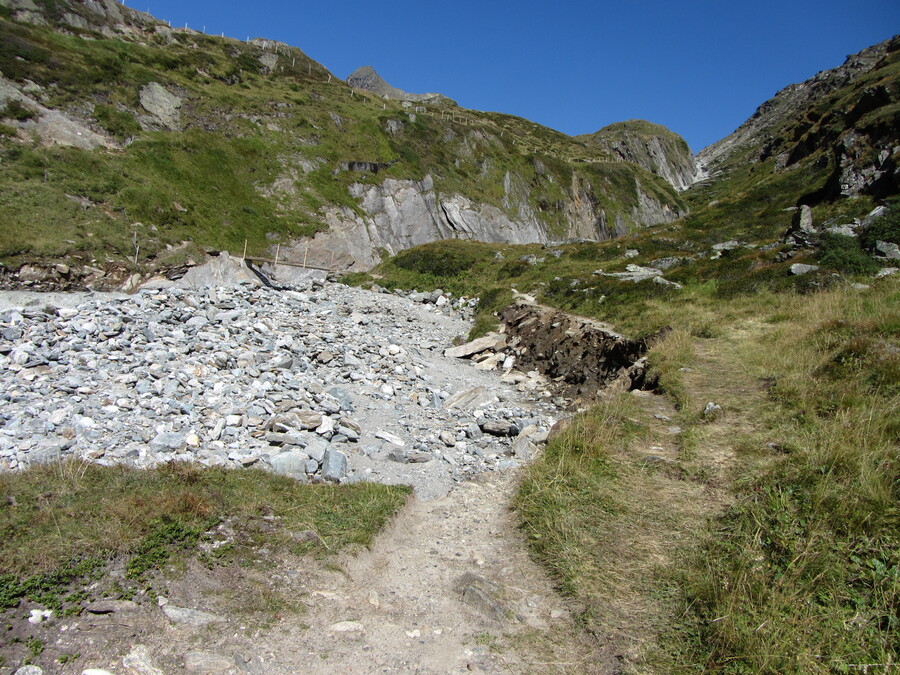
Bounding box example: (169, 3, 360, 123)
(577, 120, 699, 191)
(278, 172, 682, 270)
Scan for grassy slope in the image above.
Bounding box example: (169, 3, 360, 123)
(0, 12, 683, 269)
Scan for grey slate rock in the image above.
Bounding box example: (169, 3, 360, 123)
(321, 447, 348, 482)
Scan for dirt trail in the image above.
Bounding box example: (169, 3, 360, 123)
(254, 470, 570, 673)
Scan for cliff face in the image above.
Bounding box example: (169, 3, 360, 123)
(696, 36, 900, 200)
(577, 120, 698, 191)
(279, 173, 682, 270)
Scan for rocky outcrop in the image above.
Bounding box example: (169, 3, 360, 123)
(347, 65, 446, 103)
(1, 0, 158, 36)
(697, 35, 900, 187)
(577, 120, 698, 191)
(278, 172, 683, 270)
(279, 175, 547, 269)
(0, 76, 113, 150)
(138, 82, 182, 131)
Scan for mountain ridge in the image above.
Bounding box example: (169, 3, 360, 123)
(0, 0, 896, 283)
(696, 34, 899, 198)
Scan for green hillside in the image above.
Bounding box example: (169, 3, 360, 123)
(0, 4, 684, 272)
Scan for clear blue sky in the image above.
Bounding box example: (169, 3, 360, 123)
(125, 0, 898, 153)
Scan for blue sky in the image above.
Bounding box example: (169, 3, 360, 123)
(126, 0, 898, 152)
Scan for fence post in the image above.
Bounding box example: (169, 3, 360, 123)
(242, 239, 247, 261)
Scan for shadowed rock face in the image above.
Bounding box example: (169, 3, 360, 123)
(498, 303, 664, 398)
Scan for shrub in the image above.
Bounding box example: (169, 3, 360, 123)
(2, 99, 35, 122)
(94, 103, 141, 139)
(860, 203, 900, 250)
(393, 240, 486, 277)
(818, 232, 879, 274)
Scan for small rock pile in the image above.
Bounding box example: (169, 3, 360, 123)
(0, 281, 558, 499)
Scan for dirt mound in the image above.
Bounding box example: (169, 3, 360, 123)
(498, 302, 665, 399)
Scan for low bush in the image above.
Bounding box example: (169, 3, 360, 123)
(818, 232, 880, 274)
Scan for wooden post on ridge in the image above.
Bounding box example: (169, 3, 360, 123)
(274, 244, 280, 267)
(242, 239, 247, 261)
(303, 245, 309, 269)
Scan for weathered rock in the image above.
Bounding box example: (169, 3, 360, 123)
(174, 252, 264, 289)
(13, 666, 43, 675)
(321, 447, 348, 482)
(510, 437, 538, 460)
(784, 205, 817, 248)
(161, 605, 227, 626)
(122, 645, 164, 675)
(789, 263, 820, 275)
(139, 82, 181, 131)
(183, 651, 235, 674)
(480, 420, 518, 437)
(703, 402, 723, 420)
(444, 333, 506, 359)
(454, 572, 508, 622)
(874, 240, 900, 260)
(328, 620, 365, 632)
(443, 386, 499, 410)
(269, 450, 311, 478)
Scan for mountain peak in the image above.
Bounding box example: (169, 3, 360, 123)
(347, 65, 446, 103)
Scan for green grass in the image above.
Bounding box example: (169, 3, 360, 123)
(666, 284, 900, 673)
(0, 461, 410, 615)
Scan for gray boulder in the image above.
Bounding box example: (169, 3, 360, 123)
(139, 82, 182, 131)
(321, 447, 348, 482)
(269, 450, 311, 479)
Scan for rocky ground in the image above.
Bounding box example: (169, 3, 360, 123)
(0, 275, 585, 674)
(0, 279, 561, 501)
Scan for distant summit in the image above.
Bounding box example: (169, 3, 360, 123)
(577, 120, 699, 191)
(347, 66, 447, 103)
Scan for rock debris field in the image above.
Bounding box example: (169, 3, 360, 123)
(0, 279, 560, 500)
